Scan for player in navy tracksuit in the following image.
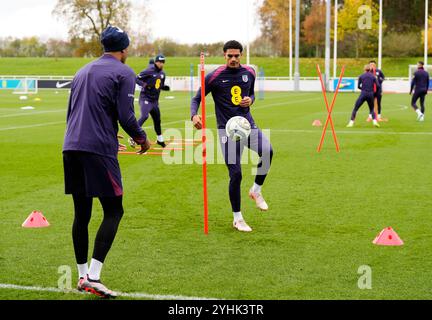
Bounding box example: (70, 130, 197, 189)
(63, 26, 150, 298)
(369, 60, 385, 121)
(132, 54, 170, 148)
(191, 40, 274, 232)
(410, 61, 430, 122)
(347, 64, 381, 128)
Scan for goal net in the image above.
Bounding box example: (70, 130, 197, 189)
(12, 78, 38, 95)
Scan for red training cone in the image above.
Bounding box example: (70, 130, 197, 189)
(312, 120, 322, 127)
(22, 211, 50, 228)
(372, 227, 403, 246)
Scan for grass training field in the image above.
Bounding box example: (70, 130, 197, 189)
(0, 56, 423, 77)
(0, 88, 431, 300)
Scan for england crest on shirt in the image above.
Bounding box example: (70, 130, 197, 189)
(242, 75, 248, 83)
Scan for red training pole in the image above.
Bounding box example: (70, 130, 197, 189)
(200, 52, 209, 235)
(316, 64, 342, 152)
(321, 65, 345, 152)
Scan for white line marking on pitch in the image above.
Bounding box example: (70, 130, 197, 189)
(0, 283, 219, 300)
(271, 129, 432, 135)
(0, 109, 65, 118)
(0, 121, 65, 131)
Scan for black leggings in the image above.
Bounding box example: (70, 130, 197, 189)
(411, 91, 427, 114)
(72, 194, 124, 264)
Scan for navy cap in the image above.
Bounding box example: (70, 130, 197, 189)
(155, 54, 166, 63)
(101, 26, 130, 52)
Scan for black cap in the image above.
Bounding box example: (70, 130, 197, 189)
(155, 54, 166, 63)
(101, 26, 130, 52)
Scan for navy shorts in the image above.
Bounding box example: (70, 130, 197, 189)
(63, 151, 123, 197)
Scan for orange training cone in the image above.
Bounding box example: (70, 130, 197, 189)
(312, 120, 322, 127)
(22, 211, 50, 228)
(372, 227, 403, 246)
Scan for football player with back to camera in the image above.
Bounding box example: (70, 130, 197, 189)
(63, 26, 151, 298)
(410, 61, 430, 122)
(190, 40, 274, 233)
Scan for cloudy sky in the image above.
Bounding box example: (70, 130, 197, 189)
(0, 0, 263, 44)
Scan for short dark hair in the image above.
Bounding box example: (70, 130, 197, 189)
(418, 61, 425, 66)
(369, 60, 376, 64)
(223, 40, 243, 53)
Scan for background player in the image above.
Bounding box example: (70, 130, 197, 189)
(63, 26, 150, 298)
(191, 40, 274, 233)
(368, 60, 385, 121)
(130, 54, 170, 148)
(410, 61, 429, 122)
(347, 64, 380, 128)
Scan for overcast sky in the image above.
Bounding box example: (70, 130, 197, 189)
(0, 0, 263, 44)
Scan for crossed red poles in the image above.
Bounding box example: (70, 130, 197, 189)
(316, 64, 346, 153)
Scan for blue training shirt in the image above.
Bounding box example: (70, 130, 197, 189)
(191, 65, 256, 129)
(411, 67, 430, 93)
(136, 63, 166, 102)
(358, 72, 379, 94)
(63, 54, 147, 159)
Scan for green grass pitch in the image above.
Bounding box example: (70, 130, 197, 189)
(0, 89, 431, 300)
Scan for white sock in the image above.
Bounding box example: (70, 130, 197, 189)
(378, 114, 381, 119)
(252, 182, 262, 194)
(349, 120, 354, 124)
(157, 135, 164, 142)
(416, 109, 422, 116)
(368, 114, 372, 119)
(77, 263, 88, 279)
(88, 258, 103, 281)
(233, 211, 243, 222)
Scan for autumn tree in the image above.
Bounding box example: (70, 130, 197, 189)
(337, 0, 383, 58)
(53, 0, 147, 56)
(258, 0, 295, 56)
(303, 0, 326, 57)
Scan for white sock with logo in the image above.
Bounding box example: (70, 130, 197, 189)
(77, 263, 88, 279)
(252, 182, 262, 194)
(416, 109, 423, 116)
(233, 212, 243, 222)
(88, 258, 103, 281)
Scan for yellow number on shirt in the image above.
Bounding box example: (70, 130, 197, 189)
(231, 85, 242, 105)
(155, 79, 161, 89)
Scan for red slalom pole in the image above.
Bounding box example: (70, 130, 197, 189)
(317, 64, 341, 152)
(317, 64, 344, 152)
(200, 52, 209, 235)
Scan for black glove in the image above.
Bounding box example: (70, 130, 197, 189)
(162, 85, 170, 91)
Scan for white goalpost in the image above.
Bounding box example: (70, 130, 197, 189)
(12, 78, 38, 95)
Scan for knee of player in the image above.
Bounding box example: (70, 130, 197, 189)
(229, 169, 242, 182)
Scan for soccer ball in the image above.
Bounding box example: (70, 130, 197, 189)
(225, 116, 251, 141)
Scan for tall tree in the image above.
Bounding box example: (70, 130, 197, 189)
(338, 0, 382, 58)
(303, 0, 326, 57)
(258, 0, 295, 56)
(53, 0, 135, 56)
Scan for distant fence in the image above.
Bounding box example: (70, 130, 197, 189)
(0, 75, 412, 93)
